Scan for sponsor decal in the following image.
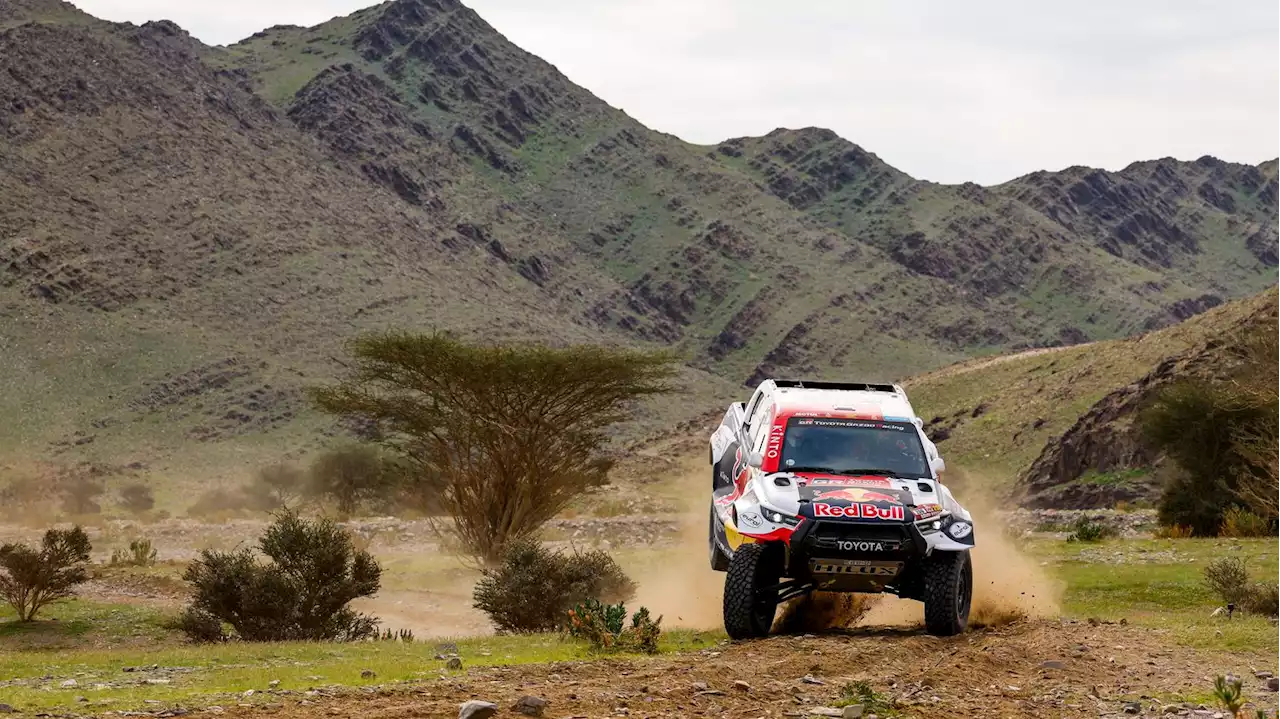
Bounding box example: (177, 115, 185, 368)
(812, 502, 906, 521)
(808, 477, 893, 488)
(765, 423, 785, 460)
(738, 511, 764, 529)
(836, 539, 887, 552)
(814, 488, 901, 505)
(912, 503, 943, 521)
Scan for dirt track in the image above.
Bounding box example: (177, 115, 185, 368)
(207, 621, 1275, 719)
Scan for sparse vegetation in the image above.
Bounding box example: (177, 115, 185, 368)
(0, 526, 92, 621)
(1065, 517, 1116, 543)
(564, 599, 662, 654)
(110, 538, 158, 567)
(307, 445, 390, 516)
(472, 538, 636, 633)
(1212, 674, 1245, 718)
(58, 475, 105, 516)
(312, 333, 677, 562)
(1219, 507, 1272, 538)
(180, 511, 382, 642)
(1202, 557, 1278, 618)
(242, 463, 308, 512)
(835, 680, 897, 716)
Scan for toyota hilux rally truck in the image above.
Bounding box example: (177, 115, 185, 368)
(709, 379, 975, 639)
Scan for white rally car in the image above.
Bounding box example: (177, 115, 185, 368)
(708, 379, 975, 638)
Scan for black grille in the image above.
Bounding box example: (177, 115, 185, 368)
(806, 521, 910, 554)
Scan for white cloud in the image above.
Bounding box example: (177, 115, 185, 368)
(67, 0, 1279, 184)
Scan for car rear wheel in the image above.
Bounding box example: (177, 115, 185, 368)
(922, 550, 972, 636)
(723, 542, 781, 640)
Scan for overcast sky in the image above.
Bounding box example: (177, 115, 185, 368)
(69, 0, 1278, 185)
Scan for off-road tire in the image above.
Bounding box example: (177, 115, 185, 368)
(709, 505, 730, 572)
(922, 550, 972, 636)
(723, 542, 781, 640)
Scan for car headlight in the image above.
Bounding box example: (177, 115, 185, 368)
(947, 521, 972, 539)
(763, 508, 800, 526)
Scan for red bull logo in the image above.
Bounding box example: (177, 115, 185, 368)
(814, 488, 901, 504)
(812, 502, 906, 521)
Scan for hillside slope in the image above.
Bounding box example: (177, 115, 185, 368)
(905, 287, 1278, 506)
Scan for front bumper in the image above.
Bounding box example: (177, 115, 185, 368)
(786, 518, 932, 593)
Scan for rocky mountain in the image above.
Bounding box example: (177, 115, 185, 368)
(0, 0, 1275, 478)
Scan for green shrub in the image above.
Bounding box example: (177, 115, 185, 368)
(1219, 507, 1273, 538)
(180, 510, 382, 642)
(835, 680, 896, 714)
(243, 463, 308, 512)
(110, 538, 157, 567)
(1203, 557, 1279, 617)
(1065, 517, 1115, 543)
(472, 538, 636, 633)
(307, 445, 389, 517)
(1141, 381, 1269, 532)
(176, 607, 226, 643)
(0, 526, 92, 621)
(565, 599, 662, 654)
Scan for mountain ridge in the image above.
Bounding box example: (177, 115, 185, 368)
(0, 0, 1275, 484)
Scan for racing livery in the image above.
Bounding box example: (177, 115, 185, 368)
(709, 379, 975, 638)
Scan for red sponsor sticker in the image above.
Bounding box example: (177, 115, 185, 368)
(812, 503, 906, 521)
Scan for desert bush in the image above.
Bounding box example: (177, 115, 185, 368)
(565, 599, 662, 654)
(376, 627, 415, 643)
(118, 483, 155, 514)
(1203, 556, 1250, 606)
(242, 463, 308, 512)
(1219, 507, 1273, 538)
(472, 538, 636, 633)
(311, 332, 676, 563)
(1065, 517, 1115, 543)
(176, 606, 226, 642)
(836, 680, 896, 714)
(1153, 524, 1194, 539)
(181, 510, 382, 642)
(306, 445, 390, 516)
(0, 526, 92, 621)
(59, 475, 105, 516)
(110, 538, 157, 567)
(1146, 387, 1272, 536)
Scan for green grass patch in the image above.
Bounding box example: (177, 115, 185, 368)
(1027, 537, 1279, 651)
(0, 627, 722, 713)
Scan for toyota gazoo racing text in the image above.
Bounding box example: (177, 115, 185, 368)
(708, 379, 976, 639)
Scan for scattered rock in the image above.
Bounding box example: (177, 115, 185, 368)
(1123, 701, 1141, 714)
(514, 695, 547, 717)
(843, 705, 865, 718)
(733, 680, 751, 692)
(76, 696, 88, 703)
(0, 706, 15, 715)
(268, 680, 280, 688)
(691, 681, 709, 691)
(361, 669, 377, 679)
(805, 708, 842, 718)
(1267, 677, 1278, 692)
(446, 657, 463, 671)
(1040, 660, 1066, 670)
(61, 679, 78, 687)
(458, 700, 499, 719)
(243, 689, 254, 697)
(802, 674, 825, 685)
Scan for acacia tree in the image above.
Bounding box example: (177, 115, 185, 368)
(311, 332, 676, 563)
(0, 526, 92, 621)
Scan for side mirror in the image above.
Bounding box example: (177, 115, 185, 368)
(930, 455, 946, 474)
(747, 452, 764, 469)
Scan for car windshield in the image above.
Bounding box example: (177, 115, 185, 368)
(779, 417, 930, 478)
